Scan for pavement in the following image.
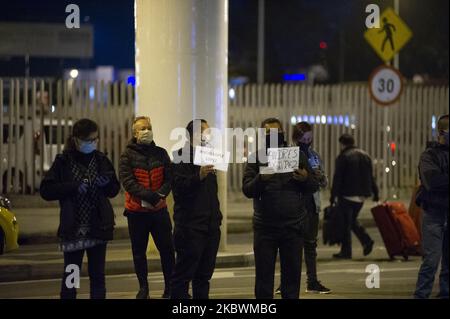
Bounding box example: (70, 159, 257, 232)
(11, 191, 411, 244)
(0, 230, 429, 299)
(0, 191, 414, 285)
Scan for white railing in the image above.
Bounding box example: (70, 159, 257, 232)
(1, 79, 448, 199)
(228, 84, 449, 199)
(0, 78, 135, 195)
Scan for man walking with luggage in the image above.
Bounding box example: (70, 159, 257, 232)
(414, 114, 449, 299)
(243, 118, 319, 299)
(170, 119, 222, 299)
(119, 116, 175, 299)
(330, 134, 379, 259)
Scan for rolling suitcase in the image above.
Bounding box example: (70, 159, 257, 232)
(371, 202, 421, 260)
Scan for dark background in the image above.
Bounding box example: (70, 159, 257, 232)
(0, 0, 448, 83)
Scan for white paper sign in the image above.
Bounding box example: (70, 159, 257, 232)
(262, 147, 300, 174)
(194, 146, 231, 172)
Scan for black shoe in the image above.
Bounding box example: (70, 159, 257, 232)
(275, 286, 281, 295)
(333, 253, 352, 259)
(306, 281, 332, 294)
(136, 287, 149, 299)
(363, 240, 374, 256)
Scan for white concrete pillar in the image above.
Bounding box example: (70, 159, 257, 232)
(135, 0, 228, 250)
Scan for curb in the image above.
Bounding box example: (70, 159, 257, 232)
(0, 252, 255, 283)
(17, 219, 376, 245)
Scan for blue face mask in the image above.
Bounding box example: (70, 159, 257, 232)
(79, 141, 97, 154)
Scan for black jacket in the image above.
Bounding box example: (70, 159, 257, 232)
(330, 146, 379, 202)
(242, 144, 319, 231)
(119, 139, 172, 207)
(417, 141, 449, 213)
(171, 144, 222, 232)
(40, 150, 120, 241)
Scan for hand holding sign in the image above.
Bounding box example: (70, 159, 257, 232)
(293, 168, 308, 182)
(200, 165, 215, 180)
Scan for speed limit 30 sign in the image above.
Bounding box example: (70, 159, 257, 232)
(369, 65, 404, 106)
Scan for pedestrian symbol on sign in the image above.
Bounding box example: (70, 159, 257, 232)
(379, 17, 396, 52)
(364, 7, 412, 63)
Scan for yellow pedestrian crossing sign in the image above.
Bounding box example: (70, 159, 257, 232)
(364, 7, 413, 62)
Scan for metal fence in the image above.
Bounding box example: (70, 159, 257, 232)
(1, 79, 448, 198)
(0, 78, 135, 194)
(228, 84, 449, 199)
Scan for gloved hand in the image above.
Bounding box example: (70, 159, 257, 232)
(78, 182, 89, 194)
(95, 176, 110, 187)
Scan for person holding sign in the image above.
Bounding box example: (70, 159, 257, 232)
(276, 121, 331, 295)
(170, 119, 222, 299)
(119, 116, 175, 299)
(242, 118, 319, 299)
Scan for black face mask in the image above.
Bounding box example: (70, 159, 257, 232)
(265, 132, 285, 148)
(298, 142, 311, 153)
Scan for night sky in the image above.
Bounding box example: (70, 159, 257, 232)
(0, 0, 448, 83)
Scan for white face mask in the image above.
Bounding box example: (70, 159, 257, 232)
(137, 129, 153, 145)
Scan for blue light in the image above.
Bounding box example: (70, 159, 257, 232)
(339, 115, 344, 125)
(89, 86, 95, 100)
(127, 75, 136, 86)
(309, 115, 315, 124)
(303, 115, 308, 122)
(327, 115, 333, 124)
(283, 73, 307, 81)
(432, 115, 436, 129)
(344, 116, 350, 127)
(333, 116, 338, 125)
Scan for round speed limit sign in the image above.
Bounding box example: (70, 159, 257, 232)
(369, 65, 403, 106)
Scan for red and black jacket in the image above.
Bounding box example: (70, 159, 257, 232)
(119, 139, 172, 213)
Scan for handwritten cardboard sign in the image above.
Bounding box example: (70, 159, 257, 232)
(194, 146, 231, 172)
(260, 147, 300, 174)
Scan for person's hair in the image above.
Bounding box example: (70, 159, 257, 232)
(292, 121, 312, 141)
(437, 114, 449, 133)
(186, 119, 207, 140)
(261, 117, 283, 130)
(338, 133, 355, 147)
(132, 116, 151, 133)
(65, 118, 98, 151)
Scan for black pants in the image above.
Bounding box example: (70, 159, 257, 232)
(170, 227, 221, 299)
(338, 198, 372, 257)
(60, 243, 107, 299)
(254, 227, 303, 299)
(127, 209, 175, 294)
(303, 199, 319, 284)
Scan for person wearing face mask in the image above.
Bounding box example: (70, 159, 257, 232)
(414, 114, 449, 299)
(242, 117, 319, 299)
(275, 121, 331, 295)
(40, 119, 120, 299)
(170, 119, 222, 299)
(119, 116, 175, 299)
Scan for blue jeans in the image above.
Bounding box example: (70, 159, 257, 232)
(414, 211, 449, 299)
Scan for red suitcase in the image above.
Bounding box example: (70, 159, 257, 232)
(371, 202, 421, 260)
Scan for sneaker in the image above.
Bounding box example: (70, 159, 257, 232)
(306, 281, 332, 294)
(275, 286, 281, 295)
(136, 287, 150, 299)
(332, 253, 352, 259)
(363, 240, 374, 256)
